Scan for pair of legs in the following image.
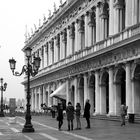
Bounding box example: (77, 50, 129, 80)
(67, 120, 73, 131)
(76, 116, 81, 129)
(58, 120, 63, 130)
(121, 115, 125, 126)
(85, 117, 90, 128)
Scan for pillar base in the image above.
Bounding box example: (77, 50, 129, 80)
(93, 112, 100, 116)
(107, 112, 115, 116)
(0, 112, 4, 117)
(22, 124, 35, 133)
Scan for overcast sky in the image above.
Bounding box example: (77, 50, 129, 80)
(0, 0, 64, 100)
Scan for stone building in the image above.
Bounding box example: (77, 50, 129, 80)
(22, 0, 140, 117)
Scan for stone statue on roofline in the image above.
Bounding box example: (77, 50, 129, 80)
(54, 2, 57, 13)
(48, 10, 51, 18)
(60, 0, 63, 5)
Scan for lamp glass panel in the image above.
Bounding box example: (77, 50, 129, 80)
(9, 58, 16, 70)
(25, 47, 32, 57)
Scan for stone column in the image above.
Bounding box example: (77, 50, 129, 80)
(85, 12, 89, 47)
(125, 0, 132, 27)
(100, 84, 106, 114)
(60, 32, 63, 60)
(43, 44, 47, 67)
(31, 89, 34, 111)
(67, 27, 70, 57)
(84, 73, 89, 103)
(126, 62, 133, 113)
(114, 81, 122, 115)
(45, 43, 49, 66)
(52, 39, 54, 64)
(78, 17, 85, 50)
(109, 0, 114, 36)
(43, 85, 46, 104)
(96, 3, 100, 42)
(75, 20, 78, 52)
(35, 88, 37, 111)
(100, 15, 108, 40)
(114, 1, 125, 33)
(39, 48, 42, 69)
(88, 10, 96, 46)
(95, 71, 100, 114)
(69, 23, 75, 55)
(57, 34, 60, 61)
(132, 0, 139, 25)
(48, 41, 51, 65)
(88, 72, 95, 114)
(54, 37, 56, 63)
(109, 67, 115, 115)
(66, 78, 70, 105)
(62, 29, 67, 58)
(48, 84, 53, 107)
(74, 76, 78, 107)
(38, 87, 41, 111)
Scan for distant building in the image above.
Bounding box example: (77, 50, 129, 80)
(22, 0, 140, 116)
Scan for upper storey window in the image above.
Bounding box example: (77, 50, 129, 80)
(99, 1, 109, 40)
(114, 0, 125, 32)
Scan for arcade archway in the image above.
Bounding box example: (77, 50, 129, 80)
(100, 71, 109, 114)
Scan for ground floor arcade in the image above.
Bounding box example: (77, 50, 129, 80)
(30, 60, 140, 116)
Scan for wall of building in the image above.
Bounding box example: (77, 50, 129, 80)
(23, 0, 140, 116)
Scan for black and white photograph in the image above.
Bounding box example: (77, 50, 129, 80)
(0, 0, 140, 139)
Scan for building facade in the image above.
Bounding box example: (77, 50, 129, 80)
(23, 0, 140, 116)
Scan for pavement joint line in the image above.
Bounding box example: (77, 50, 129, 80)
(10, 127, 20, 133)
(6, 122, 10, 126)
(18, 117, 94, 140)
(23, 135, 34, 140)
(33, 121, 94, 140)
(17, 121, 24, 126)
(39, 132, 59, 140)
(0, 132, 3, 135)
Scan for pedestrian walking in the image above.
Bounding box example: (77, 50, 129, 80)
(75, 102, 81, 130)
(56, 103, 64, 130)
(83, 99, 91, 129)
(120, 103, 128, 126)
(51, 105, 56, 118)
(66, 101, 74, 131)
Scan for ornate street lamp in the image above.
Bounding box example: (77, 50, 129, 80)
(0, 78, 7, 117)
(9, 47, 41, 133)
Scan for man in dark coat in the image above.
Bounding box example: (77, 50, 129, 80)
(66, 101, 74, 131)
(83, 99, 91, 128)
(57, 103, 64, 130)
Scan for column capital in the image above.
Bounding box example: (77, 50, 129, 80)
(88, 10, 96, 27)
(62, 28, 67, 42)
(113, 0, 125, 9)
(69, 23, 75, 39)
(99, 1, 109, 19)
(78, 18, 84, 33)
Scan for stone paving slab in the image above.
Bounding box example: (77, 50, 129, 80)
(0, 115, 140, 140)
(32, 115, 140, 140)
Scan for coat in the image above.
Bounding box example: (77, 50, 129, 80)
(66, 105, 74, 121)
(75, 105, 81, 117)
(57, 104, 63, 121)
(83, 102, 91, 118)
(120, 105, 128, 116)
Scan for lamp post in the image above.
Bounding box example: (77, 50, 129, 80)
(9, 47, 41, 133)
(0, 78, 7, 117)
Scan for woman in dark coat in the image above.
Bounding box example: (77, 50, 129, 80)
(75, 103, 81, 130)
(66, 102, 74, 131)
(57, 103, 64, 130)
(83, 99, 91, 129)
